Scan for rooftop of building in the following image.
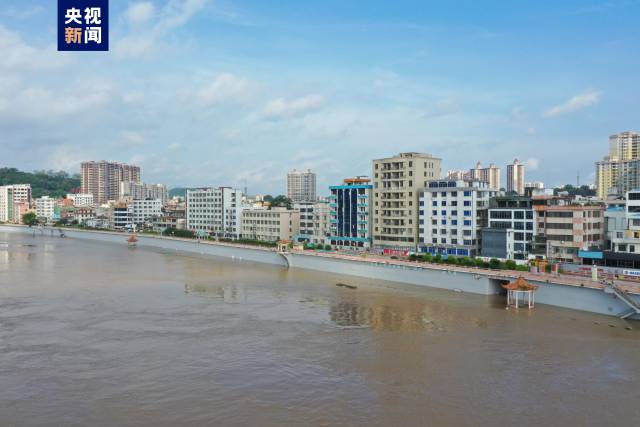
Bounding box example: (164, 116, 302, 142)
(373, 152, 442, 161)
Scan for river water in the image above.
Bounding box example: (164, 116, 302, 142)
(0, 231, 638, 426)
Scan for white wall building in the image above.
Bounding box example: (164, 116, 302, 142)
(0, 186, 14, 222)
(419, 179, 497, 257)
(9, 184, 32, 205)
(130, 199, 163, 227)
(186, 187, 244, 238)
(294, 201, 330, 246)
(67, 193, 94, 207)
(35, 196, 57, 221)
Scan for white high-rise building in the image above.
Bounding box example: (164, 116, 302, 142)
(287, 169, 316, 203)
(507, 159, 525, 195)
(186, 187, 244, 238)
(0, 186, 14, 223)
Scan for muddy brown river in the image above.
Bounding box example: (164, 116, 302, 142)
(0, 231, 638, 426)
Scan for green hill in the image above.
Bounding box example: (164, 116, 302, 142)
(0, 167, 81, 198)
(169, 187, 189, 198)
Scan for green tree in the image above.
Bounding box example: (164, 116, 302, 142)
(22, 211, 38, 226)
(263, 195, 293, 209)
(0, 167, 80, 198)
(488, 258, 501, 269)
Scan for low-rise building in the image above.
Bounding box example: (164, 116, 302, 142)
(130, 199, 162, 228)
(73, 207, 96, 224)
(67, 193, 94, 207)
(35, 196, 58, 222)
(418, 179, 497, 257)
(294, 201, 331, 246)
(328, 177, 372, 250)
(533, 196, 605, 263)
(241, 208, 300, 242)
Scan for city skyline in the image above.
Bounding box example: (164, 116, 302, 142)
(1, 0, 639, 193)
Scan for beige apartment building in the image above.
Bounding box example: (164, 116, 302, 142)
(241, 208, 300, 242)
(506, 158, 525, 195)
(81, 161, 141, 205)
(372, 152, 442, 250)
(470, 161, 501, 190)
(596, 132, 640, 198)
(533, 197, 605, 263)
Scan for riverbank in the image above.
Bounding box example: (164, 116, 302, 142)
(1, 224, 638, 319)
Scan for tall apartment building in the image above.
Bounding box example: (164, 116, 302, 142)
(294, 201, 330, 246)
(186, 187, 244, 238)
(533, 196, 605, 263)
(9, 184, 32, 205)
(0, 186, 14, 223)
(506, 159, 525, 195)
(372, 152, 442, 250)
(120, 181, 168, 204)
(470, 162, 501, 190)
(329, 177, 373, 250)
(81, 161, 141, 205)
(418, 179, 496, 257)
(287, 169, 316, 203)
(241, 208, 300, 242)
(481, 196, 535, 260)
(0, 184, 32, 223)
(596, 132, 640, 198)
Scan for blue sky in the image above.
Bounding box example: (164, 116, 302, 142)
(0, 0, 638, 194)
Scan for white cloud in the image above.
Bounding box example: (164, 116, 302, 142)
(120, 131, 146, 146)
(543, 90, 601, 118)
(0, 26, 68, 71)
(125, 2, 156, 24)
(524, 157, 540, 171)
(198, 73, 251, 105)
(115, 0, 207, 58)
(262, 95, 325, 120)
(423, 98, 458, 119)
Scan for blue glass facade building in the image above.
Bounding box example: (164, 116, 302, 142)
(329, 178, 372, 250)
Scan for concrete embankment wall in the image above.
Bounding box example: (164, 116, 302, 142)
(527, 278, 636, 318)
(288, 252, 498, 295)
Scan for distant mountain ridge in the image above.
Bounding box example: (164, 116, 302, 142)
(0, 167, 80, 198)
